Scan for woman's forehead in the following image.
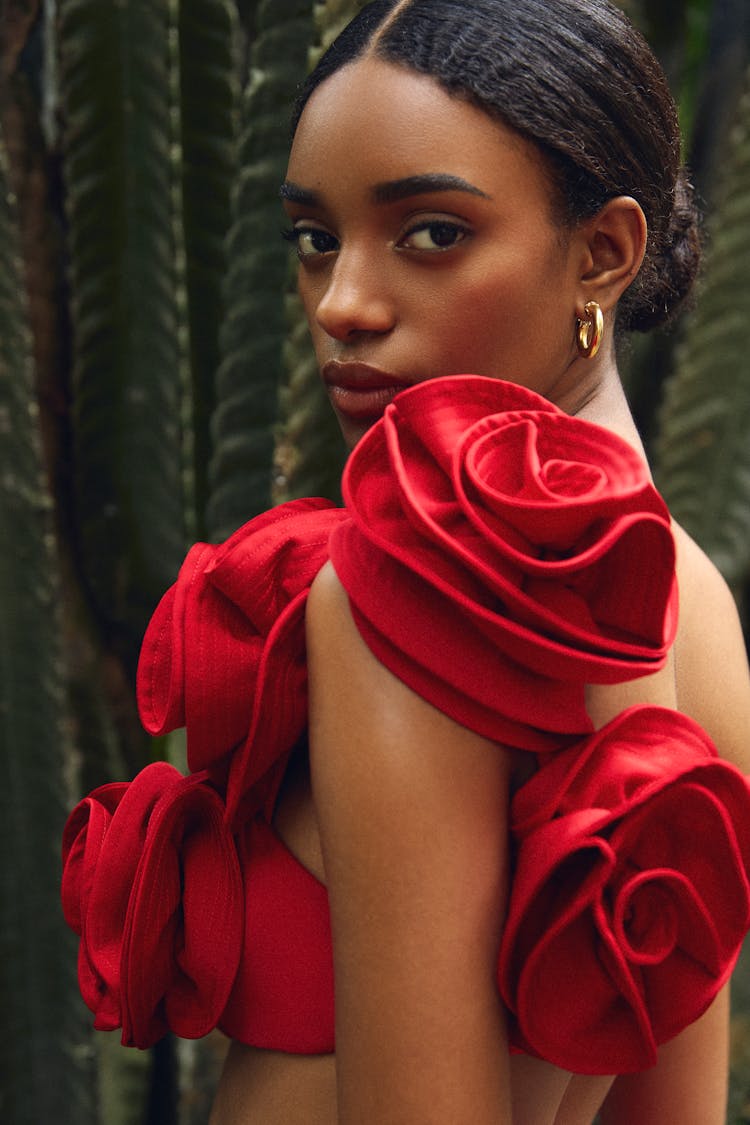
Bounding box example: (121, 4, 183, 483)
(287, 57, 548, 205)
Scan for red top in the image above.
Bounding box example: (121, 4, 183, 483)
(61, 376, 750, 1073)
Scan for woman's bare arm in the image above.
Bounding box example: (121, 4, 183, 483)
(671, 527, 750, 772)
(307, 561, 514, 1125)
(597, 987, 730, 1125)
(601, 531, 750, 1125)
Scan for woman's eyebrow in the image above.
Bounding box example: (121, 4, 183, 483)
(372, 174, 492, 203)
(279, 181, 320, 205)
(279, 174, 491, 207)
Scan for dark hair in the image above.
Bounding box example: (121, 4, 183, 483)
(292, 0, 700, 333)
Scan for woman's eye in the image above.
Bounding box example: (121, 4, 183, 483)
(282, 226, 339, 259)
(400, 221, 469, 252)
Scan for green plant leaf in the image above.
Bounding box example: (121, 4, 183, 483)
(0, 126, 96, 1125)
(177, 0, 240, 538)
(275, 290, 346, 504)
(59, 0, 186, 674)
(96, 1032, 150, 1125)
(309, 0, 370, 66)
(206, 0, 314, 541)
(656, 75, 750, 589)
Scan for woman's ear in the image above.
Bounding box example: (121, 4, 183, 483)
(577, 196, 648, 313)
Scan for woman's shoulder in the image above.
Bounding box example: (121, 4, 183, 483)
(671, 520, 750, 771)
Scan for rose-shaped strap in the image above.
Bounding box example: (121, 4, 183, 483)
(136, 498, 347, 822)
(498, 707, 750, 1072)
(330, 375, 677, 751)
(61, 763, 243, 1048)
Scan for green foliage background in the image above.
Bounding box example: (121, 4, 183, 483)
(0, 0, 748, 1122)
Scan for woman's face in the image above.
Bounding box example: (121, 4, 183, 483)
(283, 58, 591, 448)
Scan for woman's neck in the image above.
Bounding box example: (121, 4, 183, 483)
(572, 358, 649, 465)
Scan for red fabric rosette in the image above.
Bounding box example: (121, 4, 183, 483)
(329, 375, 677, 751)
(136, 497, 348, 823)
(498, 706, 750, 1073)
(61, 763, 243, 1048)
(61, 778, 130, 1029)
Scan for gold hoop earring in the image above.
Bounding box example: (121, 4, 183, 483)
(576, 301, 604, 360)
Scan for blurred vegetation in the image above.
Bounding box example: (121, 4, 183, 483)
(0, 0, 748, 1121)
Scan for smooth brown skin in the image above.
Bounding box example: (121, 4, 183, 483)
(210, 59, 750, 1125)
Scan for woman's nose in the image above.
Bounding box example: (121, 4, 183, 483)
(313, 252, 396, 341)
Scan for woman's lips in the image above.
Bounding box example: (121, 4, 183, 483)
(322, 362, 413, 420)
(327, 383, 404, 419)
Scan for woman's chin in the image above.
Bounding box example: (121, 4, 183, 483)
(334, 409, 383, 451)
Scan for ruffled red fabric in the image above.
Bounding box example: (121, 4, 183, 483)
(61, 763, 243, 1048)
(330, 376, 677, 750)
(136, 497, 347, 825)
(220, 817, 335, 1053)
(498, 706, 750, 1073)
(61, 375, 750, 1069)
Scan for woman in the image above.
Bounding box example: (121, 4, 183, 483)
(62, 1, 750, 1122)
(211, 1, 750, 1119)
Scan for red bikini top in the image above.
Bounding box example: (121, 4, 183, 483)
(61, 375, 750, 1074)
